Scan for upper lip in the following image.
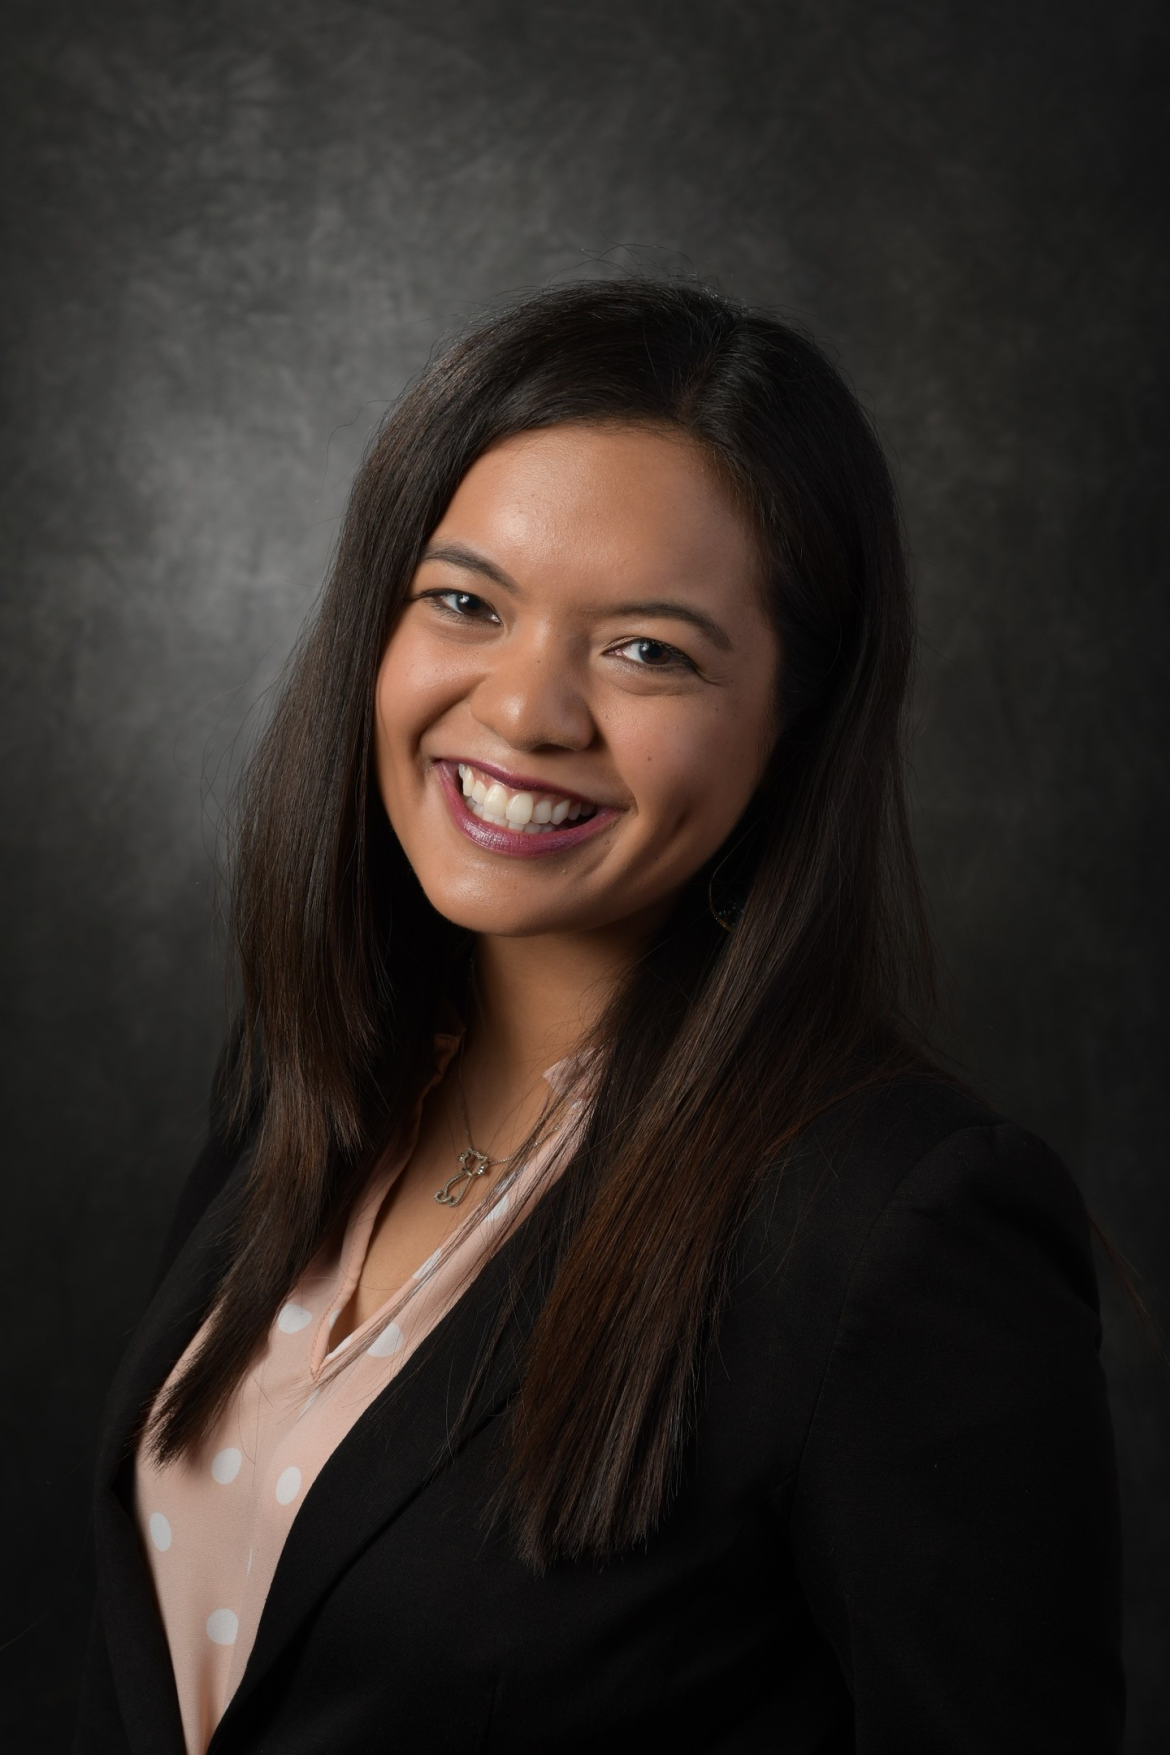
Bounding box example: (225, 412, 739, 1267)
(437, 756, 612, 809)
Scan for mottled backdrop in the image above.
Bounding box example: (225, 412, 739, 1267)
(2, 0, 1167, 1747)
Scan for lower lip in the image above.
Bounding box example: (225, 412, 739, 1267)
(434, 761, 620, 859)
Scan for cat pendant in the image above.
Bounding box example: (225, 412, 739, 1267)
(435, 1147, 491, 1207)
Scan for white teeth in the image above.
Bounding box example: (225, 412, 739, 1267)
(454, 764, 597, 833)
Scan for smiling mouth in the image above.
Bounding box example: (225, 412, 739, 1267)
(452, 758, 599, 831)
(455, 762, 599, 835)
(433, 758, 617, 859)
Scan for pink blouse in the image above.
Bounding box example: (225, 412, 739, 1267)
(134, 1034, 582, 1755)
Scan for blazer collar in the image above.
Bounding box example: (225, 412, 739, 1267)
(92, 1151, 553, 1755)
(211, 1222, 540, 1748)
(94, 1153, 251, 1494)
(92, 1154, 252, 1755)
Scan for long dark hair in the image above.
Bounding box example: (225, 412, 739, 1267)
(148, 278, 938, 1566)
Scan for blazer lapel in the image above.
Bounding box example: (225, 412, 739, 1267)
(92, 1156, 252, 1755)
(93, 1151, 556, 1755)
(94, 1158, 251, 1490)
(209, 1204, 551, 1749)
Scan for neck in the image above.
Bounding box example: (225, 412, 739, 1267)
(465, 908, 663, 1086)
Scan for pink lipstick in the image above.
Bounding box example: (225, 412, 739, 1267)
(434, 760, 620, 859)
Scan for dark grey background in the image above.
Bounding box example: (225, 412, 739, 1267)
(2, 0, 1167, 1747)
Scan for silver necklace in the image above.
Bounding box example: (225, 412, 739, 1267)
(433, 1043, 524, 1208)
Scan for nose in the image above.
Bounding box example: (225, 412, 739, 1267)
(468, 630, 595, 754)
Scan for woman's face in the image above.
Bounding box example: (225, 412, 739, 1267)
(374, 422, 781, 940)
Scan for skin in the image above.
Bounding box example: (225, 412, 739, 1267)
(332, 422, 781, 1337)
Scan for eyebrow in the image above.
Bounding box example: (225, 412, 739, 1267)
(419, 542, 734, 652)
(421, 542, 519, 593)
(608, 598, 733, 652)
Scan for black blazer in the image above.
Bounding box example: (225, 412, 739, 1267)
(74, 1073, 1124, 1753)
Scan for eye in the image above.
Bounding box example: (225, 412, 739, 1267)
(608, 636, 696, 672)
(418, 588, 500, 622)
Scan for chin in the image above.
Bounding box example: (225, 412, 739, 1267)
(415, 877, 618, 940)
(435, 900, 595, 938)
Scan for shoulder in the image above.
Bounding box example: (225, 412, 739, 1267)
(151, 1021, 258, 1290)
(720, 1075, 1102, 1439)
(739, 1078, 1124, 1749)
(749, 1073, 1093, 1290)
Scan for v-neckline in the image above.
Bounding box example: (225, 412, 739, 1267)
(307, 1030, 588, 1372)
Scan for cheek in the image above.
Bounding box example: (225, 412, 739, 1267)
(375, 634, 465, 762)
(615, 697, 769, 841)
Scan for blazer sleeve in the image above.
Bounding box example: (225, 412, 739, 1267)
(788, 1121, 1125, 1753)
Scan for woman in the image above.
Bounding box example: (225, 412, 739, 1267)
(75, 279, 1124, 1753)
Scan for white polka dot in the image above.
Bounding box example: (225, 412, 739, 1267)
(277, 1302, 312, 1334)
(148, 1512, 172, 1552)
(367, 1320, 405, 1357)
(412, 1247, 442, 1281)
(328, 1309, 340, 1327)
(210, 1447, 242, 1484)
(483, 1192, 510, 1224)
(246, 1547, 254, 1575)
(206, 1608, 239, 1646)
(275, 1465, 302, 1505)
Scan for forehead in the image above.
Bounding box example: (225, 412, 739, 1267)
(432, 423, 761, 598)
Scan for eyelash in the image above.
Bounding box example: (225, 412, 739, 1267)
(609, 637, 695, 673)
(415, 589, 698, 673)
(421, 589, 495, 621)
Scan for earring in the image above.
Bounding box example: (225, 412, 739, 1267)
(707, 861, 745, 932)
